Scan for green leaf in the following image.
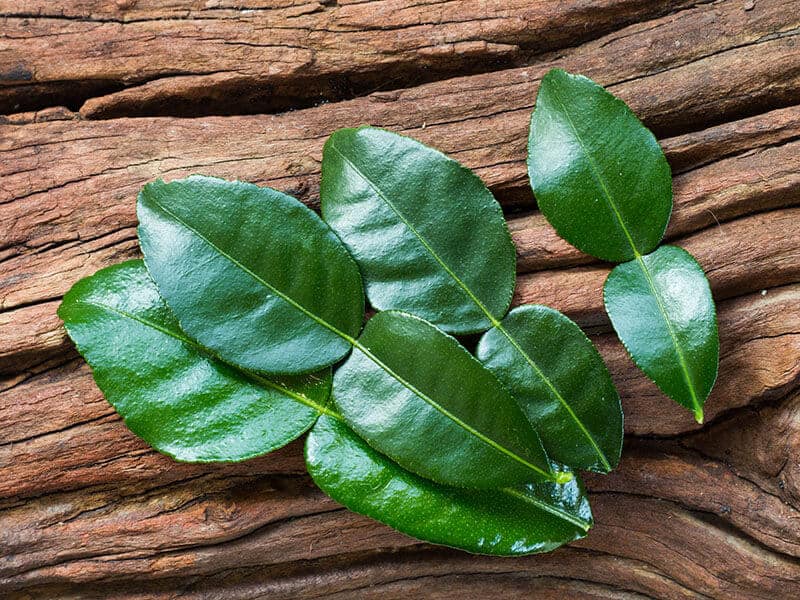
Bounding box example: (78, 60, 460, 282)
(322, 126, 623, 477)
(57, 260, 331, 462)
(603, 246, 719, 423)
(528, 69, 672, 262)
(477, 305, 623, 473)
(306, 415, 591, 555)
(138, 175, 364, 375)
(333, 310, 562, 489)
(321, 126, 516, 334)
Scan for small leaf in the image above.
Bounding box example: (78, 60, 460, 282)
(477, 305, 623, 473)
(528, 69, 672, 262)
(603, 246, 719, 423)
(306, 415, 591, 556)
(58, 260, 330, 462)
(321, 126, 516, 334)
(333, 310, 560, 489)
(138, 175, 364, 375)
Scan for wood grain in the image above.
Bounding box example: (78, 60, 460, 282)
(1, 0, 799, 597)
(0, 0, 706, 117)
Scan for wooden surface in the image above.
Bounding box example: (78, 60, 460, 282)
(1, 1, 799, 597)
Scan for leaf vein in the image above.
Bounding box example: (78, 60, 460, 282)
(547, 83, 641, 256)
(632, 255, 703, 422)
(329, 141, 501, 327)
(73, 299, 337, 417)
(495, 325, 611, 471)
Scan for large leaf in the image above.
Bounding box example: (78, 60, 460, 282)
(321, 126, 516, 334)
(306, 415, 591, 555)
(333, 310, 563, 489)
(604, 246, 719, 423)
(138, 175, 364, 375)
(58, 260, 331, 462)
(477, 305, 623, 473)
(528, 69, 672, 262)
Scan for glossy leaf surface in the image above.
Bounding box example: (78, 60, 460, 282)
(477, 305, 623, 473)
(604, 246, 719, 423)
(321, 126, 516, 334)
(138, 175, 363, 375)
(58, 260, 329, 462)
(334, 311, 558, 489)
(306, 415, 591, 555)
(528, 69, 672, 262)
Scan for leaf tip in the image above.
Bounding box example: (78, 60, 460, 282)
(693, 408, 704, 425)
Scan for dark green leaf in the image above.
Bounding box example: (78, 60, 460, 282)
(306, 415, 591, 555)
(57, 260, 330, 462)
(333, 310, 563, 489)
(321, 126, 516, 334)
(138, 175, 364, 375)
(322, 126, 624, 475)
(603, 246, 719, 423)
(528, 69, 672, 262)
(477, 305, 623, 473)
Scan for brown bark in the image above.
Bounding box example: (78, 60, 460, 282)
(0, 0, 713, 116)
(1, 0, 799, 597)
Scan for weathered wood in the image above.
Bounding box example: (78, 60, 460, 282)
(2, 0, 799, 597)
(3, 388, 800, 597)
(2, 0, 798, 259)
(3, 105, 798, 313)
(2, 4, 799, 371)
(3, 282, 798, 508)
(4, 120, 798, 374)
(0, 0, 708, 117)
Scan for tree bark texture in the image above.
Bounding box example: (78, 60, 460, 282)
(1, 0, 799, 597)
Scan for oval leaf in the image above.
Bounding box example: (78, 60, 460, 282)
(321, 126, 516, 334)
(333, 310, 560, 489)
(138, 175, 364, 375)
(306, 415, 591, 555)
(528, 69, 672, 262)
(477, 305, 623, 473)
(57, 260, 330, 462)
(603, 246, 719, 423)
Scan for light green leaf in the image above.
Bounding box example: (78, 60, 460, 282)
(333, 311, 561, 489)
(604, 246, 719, 423)
(306, 415, 591, 555)
(477, 305, 623, 473)
(321, 126, 516, 334)
(138, 175, 364, 375)
(58, 260, 330, 462)
(528, 69, 672, 262)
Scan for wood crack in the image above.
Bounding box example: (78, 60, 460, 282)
(0, 0, 753, 118)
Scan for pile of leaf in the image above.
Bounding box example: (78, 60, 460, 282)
(59, 70, 718, 555)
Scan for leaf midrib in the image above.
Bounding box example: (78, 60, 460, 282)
(332, 141, 610, 470)
(145, 196, 557, 482)
(496, 325, 612, 471)
(144, 197, 360, 346)
(329, 141, 501, 328)
(75, 299, 337, 417)
(632, 255, 703, 421)
(502, 486, 591, 531)
(547, 82, 641, 256)
(352, 339, 554, 481)
(548, 84, 702, 422)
